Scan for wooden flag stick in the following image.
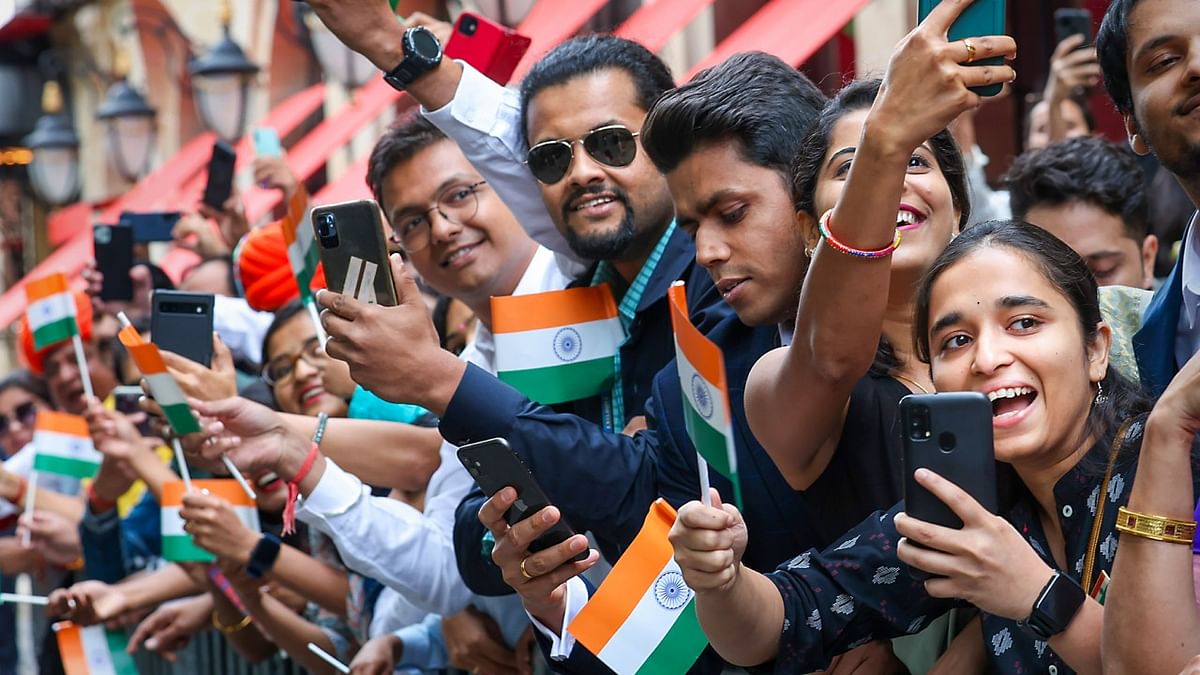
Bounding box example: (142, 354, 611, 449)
(306, 642, 350, 673)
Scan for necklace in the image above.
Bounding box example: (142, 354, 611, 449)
(892, 372, 930, 394)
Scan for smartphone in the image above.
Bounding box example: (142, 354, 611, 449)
(901, 392, 998, 531)
(94, 223, 134, 301)
(120, 211, 182, 243)
(311, 200, 398, 307)
(202, 139, 237, 211)
(917, 0, 1007, 96)
(1054, 8, 1093, 50)
(457, 438, 587, 561)
(150, 290, 215, 367)
(444, 11, 532, 85)
(252, 127, 282, 158)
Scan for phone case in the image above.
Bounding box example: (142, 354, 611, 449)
(252, 127, 282, 158)
(311, 200, 399, 307)
(457, 438, 587, 560)
(918, 0, 1007, 96)
(151, 290, 215, 367)
(121, 211, 182, 243)
(444, 12, 532, 85)
(900, 392, 998, 531)
(94, 224, 134, 301)
(202, 140, 237, 210)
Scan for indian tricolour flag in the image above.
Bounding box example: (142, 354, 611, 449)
(32, 411, 100, 479)
(667, 282, 742, 508)
(283, 186, 321, 301)
(492, 285, 624, 404)
(54, 622, 137, 675)
(25, 273, 78, 350)
(161, 479, 259, 562)
(117, 325, 201, 436)
(569, 499, 707, 675)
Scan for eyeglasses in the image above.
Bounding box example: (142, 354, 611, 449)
(0, 401, 37, 436)
(263, 336, 324, 386)
(389, 181, 489, 253)
(525, 125, 640, 185)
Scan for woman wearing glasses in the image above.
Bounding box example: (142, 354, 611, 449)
(0, 371, 52, 459)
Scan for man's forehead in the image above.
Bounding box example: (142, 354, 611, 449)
(526, 70, 647, 142)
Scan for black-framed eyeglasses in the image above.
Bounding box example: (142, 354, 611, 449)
(524, 125, 640, 185)
(262, 336, 324, 386)
(389, 181, 489, 253)
(0, 401, 38, 436)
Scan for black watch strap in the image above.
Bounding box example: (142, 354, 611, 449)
(245, 533, 282, 579)
(1020, 571, 1086, 639)
(383, 26, 443, 91)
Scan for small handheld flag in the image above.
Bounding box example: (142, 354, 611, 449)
(25, 273, 93, 399)
(569, 499, 708, 675)
(281, 187, 327, 343)
(161, 479, 259, 562)
(492, 285, 624, 404)
(33, 411, 101, 480)
(667, 282, 742, 508)
(54, 621, 137, 675)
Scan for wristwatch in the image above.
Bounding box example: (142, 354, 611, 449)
(245, 533, 283, 579)
(1019, 570, 1086, 639)
(382, 26, 443, 91)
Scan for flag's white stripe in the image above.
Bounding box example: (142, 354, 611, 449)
(593, 558, 689, 674)
(161, 505, 261, 537)
(674, 341, 731, 430)
(80, 624, 117, 675)
(144, 373, 188, 407)
(33, 430, 99, 462)
(495, 317, 624, 372)
(287, 213, 317, 275)
(27, 294, 75, 330)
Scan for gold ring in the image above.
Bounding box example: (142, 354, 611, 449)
(963, 39, 977, 64)
(519, 557, 535, 580)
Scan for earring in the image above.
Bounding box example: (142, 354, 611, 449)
(1094, 381, 1108, 406)
(804, 245, 815, 258)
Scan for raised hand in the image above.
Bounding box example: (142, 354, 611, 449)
(305, 0, 405, 71)
(162, 336, 237, 402)
(668, 488, 748, 594)
(1046, 34, 1102, 100)
(172, 212, 232, 258)
(18, 511, 82, 568)
(188, 397, 316, 486)
(180, 491, 259, 564)
(49, 580, 126, 626)
(252, 156, 299, 198)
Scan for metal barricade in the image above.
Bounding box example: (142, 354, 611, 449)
(133, 630, 305, 675)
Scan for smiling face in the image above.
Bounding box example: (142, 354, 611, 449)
(925, 246, 1109, 468)
(669, 141, 807, 326)
(525, 69, 675, 262)
(1123, 0, 1200, 183)
(264, 312, 348, 418)
(808, 109, 960, 279)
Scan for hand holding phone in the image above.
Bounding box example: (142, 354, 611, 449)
(901, 393, 998, 528)
(311, 200, 398, 307)
(252, 128, 282, 158)
(917, 0, 1009, 97)
(1054, 8, 1093, 50)
(151, 291, 215, 367)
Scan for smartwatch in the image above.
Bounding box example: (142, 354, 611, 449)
(383, 26, 443, 91)
(245, 533, 282, 579)
(1019, 570, 1086, 639)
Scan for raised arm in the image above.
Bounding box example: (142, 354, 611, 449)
(280, 414, 442, 493)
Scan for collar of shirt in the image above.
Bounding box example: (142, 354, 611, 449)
(1177, 212, 1200, 331)
(591, 221, 678, 331)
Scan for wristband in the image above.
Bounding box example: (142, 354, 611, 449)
(86, 482, 116, 514)
(245, 533, 282, 579)
(818, 209, 902, 259)
(1116, 506, 1197, 545)
(281, 443, 320, 536)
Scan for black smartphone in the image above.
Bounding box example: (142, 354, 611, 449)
(918, 0, 1007, 96)
(150, 290, 215, 367)
(120, 211, 182, 243)
(457, 438, 587, 561)
(1054, 8, 1093, 50)
(311, 200, 399, 307)
(94, 223, 134, 301)
(202, 139, 237, 211)
(901, 392, 998, 529)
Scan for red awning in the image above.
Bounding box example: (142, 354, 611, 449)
(615, 0, 714, 54)
(310, 154, 372, 207)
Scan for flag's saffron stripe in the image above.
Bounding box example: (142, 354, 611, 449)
(161, 479, 257, 508)
(25, 274, 70, 302)
(497, 357, 615, 405)
(667, 285, 725, 388)
(492, 285, 618, 334)
(35, 411, 90, 437)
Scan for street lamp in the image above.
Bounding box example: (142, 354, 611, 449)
(24, 81, 80, 206)
(304, 10, 376, 88)
(95, 65, 157, 183)
(188, 2, 259, 141)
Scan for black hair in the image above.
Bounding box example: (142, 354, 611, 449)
(1024, 91, 1096, 140)
(366, 113, 449, 217)
(913, 219, 1153, 468)
(1096, 0, 1144, 114)
(0, 370, 50, 407)
(260, 299, 309, 371)
(641, 52, 827, 178)
(518, 34, 675, 148)
(1006, 136, 1151, 240)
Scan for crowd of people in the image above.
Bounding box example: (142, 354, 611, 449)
(3, 0, 1200, 673)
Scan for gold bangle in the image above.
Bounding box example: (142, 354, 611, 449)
(1115, 506, 1197, 545)
(212, 611, 253, 634)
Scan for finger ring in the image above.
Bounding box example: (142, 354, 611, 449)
(963, 39, 977, 64)
(67, 598, 77, 612)
(519, 557, 535, 580)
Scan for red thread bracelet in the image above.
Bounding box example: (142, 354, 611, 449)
(282, 442, 320, 536)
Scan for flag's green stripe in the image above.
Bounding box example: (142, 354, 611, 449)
(161, 535, 216, 563)
(498, 356, 614, 405)
(635, 600, 708, 675)
(163, 403, 201, 435)
(105, 630, 139, 675)
(32, 453, 98, 479)
(32, 317, 77, 351)
(681, 401, 735, 478)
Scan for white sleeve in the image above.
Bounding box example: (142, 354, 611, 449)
(421, 62, 585, 275)
(524, 575, 588, 660)
(298, 447, 475, 616)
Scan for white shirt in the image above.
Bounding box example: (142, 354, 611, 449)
(1175, 212, 1200, 370)
(298, 246, 575, 618)
(421, 62, 587, 278)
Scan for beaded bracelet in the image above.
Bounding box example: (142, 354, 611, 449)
(818, 209, 902, 259)
(1115, 506, 1197, 545)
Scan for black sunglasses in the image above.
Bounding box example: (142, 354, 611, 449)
(0, 401, 38, 436)
(525, 125, 640, 185)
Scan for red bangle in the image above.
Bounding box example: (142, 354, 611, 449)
(281, 442, 320, 536)
(818, 209, 902, 259)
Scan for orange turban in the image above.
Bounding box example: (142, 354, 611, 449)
(18, 290, 94, 375)
(234, 221, 326, 312)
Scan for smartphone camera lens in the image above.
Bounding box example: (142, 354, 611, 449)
(317, 212, 340, 248)
(909, 405, 931, 441)
(460, 15, 478, 36)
